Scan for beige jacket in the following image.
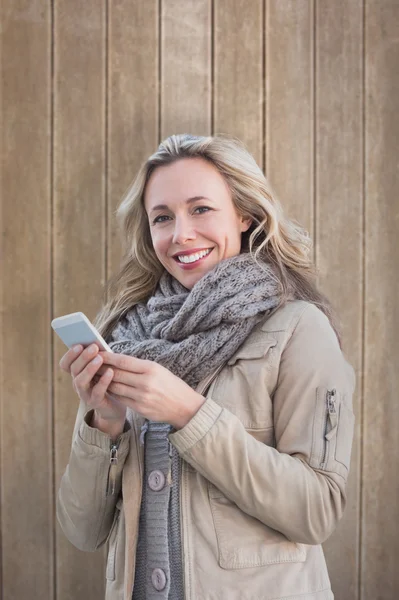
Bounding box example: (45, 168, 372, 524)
(57, 300, 356, 600)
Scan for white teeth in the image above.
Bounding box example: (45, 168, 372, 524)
(177, 248, 212, 264)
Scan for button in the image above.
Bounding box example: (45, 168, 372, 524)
(151, 567, 167, 591)
(148, 470, 165, 491)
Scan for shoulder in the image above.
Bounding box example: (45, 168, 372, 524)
(259, 300, 355, 394)
(261, 299, 332, 338)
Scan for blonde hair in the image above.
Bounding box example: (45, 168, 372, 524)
(94, 134, 341, 346)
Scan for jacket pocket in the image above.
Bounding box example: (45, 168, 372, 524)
(310, 387, 355, 477)
(106, 498, 122, 581)
(212, 337, 278, 429)
(208, 482, 306, 569)
(226, 337, 277, 366)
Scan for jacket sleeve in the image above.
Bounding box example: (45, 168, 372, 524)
(56, 403, 131, 552)
(169, 303, 356, 545)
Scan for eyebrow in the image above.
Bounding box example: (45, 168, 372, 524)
(150, 196, 212, 213)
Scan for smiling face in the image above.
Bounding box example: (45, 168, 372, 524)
(144, 157, 252, 289)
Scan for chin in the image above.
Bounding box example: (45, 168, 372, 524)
(181, 267, 218, 289)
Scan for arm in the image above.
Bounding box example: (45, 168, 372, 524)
(56, 402, 131, 552)
(169, 303, 356, 545)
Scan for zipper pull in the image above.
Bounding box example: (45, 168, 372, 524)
(110, 443, 118, 464)
(325, 389, 338, 440)
(327, 389, 337, 413)
(107, 442, 119, 496)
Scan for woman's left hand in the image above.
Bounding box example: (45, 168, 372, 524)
(96, 352, 206, 430)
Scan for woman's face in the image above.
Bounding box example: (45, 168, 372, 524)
(144, 157, 252, 289)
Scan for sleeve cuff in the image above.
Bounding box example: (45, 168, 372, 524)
(169, 397, 223, 454)
(78, 409, 131, 453)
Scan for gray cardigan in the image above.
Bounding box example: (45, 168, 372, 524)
(132, 421, 184, 599)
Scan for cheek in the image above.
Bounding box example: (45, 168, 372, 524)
(152, 236, 175, 269)
(150, 231, 167, 255)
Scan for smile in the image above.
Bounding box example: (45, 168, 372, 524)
(173, 248, 214, 268)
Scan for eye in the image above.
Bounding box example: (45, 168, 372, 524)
(152, 206, 211, 225)
(152, 215, 171, 224)
(193, 206, 211, 215)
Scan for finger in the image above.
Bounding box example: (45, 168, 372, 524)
(99, 352, 148, 373)
(70, 343, 101, 378)
(107, 380, 139, 400)
(91, 368, 114, 400)
(59, 345, 83, 373)
(97, 364, 137, 386)
(96, 365, 110, 378)
(107, 390, 138, 408)
(73, 353, 104, 392)
(92, 365, 114, 383)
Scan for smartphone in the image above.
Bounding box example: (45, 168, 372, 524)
(51, 312, 113, 352)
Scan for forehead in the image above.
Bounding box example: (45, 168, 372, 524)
(144, 157, 231, 209)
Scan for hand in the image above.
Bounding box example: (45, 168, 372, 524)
(59, 344, 127, 423)
(97, 352, 206, 429)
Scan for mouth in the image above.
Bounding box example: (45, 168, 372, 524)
(172, 247, 214, 268)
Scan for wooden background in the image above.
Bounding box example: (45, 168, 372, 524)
(1, 1, 398, 599)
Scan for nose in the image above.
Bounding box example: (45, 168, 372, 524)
(172, 217, 196, 245)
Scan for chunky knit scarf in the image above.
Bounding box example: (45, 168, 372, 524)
(108, 252, 284, 389)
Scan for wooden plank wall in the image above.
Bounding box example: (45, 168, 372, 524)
(1, 1, 398, 599)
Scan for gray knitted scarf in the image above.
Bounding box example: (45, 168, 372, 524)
(108, 252, 283, 389)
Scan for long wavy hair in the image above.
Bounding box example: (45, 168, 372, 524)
(94, 134, 341, 346)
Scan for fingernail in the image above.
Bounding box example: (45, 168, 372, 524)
(92, 355, 102, 364)
(73, 345, 82, 353)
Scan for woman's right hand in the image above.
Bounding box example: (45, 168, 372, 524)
(59, 344, 127, 424)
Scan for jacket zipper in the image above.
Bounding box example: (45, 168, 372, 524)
(321, 389, 338, 469)
(107, 440, 120, 496)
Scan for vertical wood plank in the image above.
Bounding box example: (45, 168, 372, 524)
(0, 1, 53, 598)
(161, 0, 211, 138)
(53, 1, 107, 598)
(315, 2, 363, 598)
(265, 0, 313, 234)
(213, 0, 263, 165)
(108, 0, 159, 276)
(362, 1, 399, 598)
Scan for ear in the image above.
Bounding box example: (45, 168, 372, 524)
(240, 217, 252, 233)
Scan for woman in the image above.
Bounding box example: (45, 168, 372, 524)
(57, 134, 355, 600)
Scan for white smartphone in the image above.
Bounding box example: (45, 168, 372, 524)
(51, 312, 113, 353)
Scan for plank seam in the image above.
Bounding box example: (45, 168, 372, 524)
(211, 0, 215, 136)
(158, 0, 162, 143)
(105, 0, 109, 298)
(0, 1, 3, 591)
(264, 0, 268, 176)
(312, 0, 317, 268)
(103, 0, 112, 302)
(359, 1, 366, 599)
(50, 0, 56, 598)
(262, 0, 266, 173)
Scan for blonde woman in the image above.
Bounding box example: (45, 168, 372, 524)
(57, 134, 355, 600)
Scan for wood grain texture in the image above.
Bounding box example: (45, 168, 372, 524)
(1, 2, 398, 599)
(108, 0, 159, 276)
(1, 1, 53, 598)
(161, 0, 211, 138)
(265, 0, 314, 234)
(53, 1, 107, 598)
(315, 2, 363, 599)
(214, 0, 263, 165)
(362, 1, 399, 598)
